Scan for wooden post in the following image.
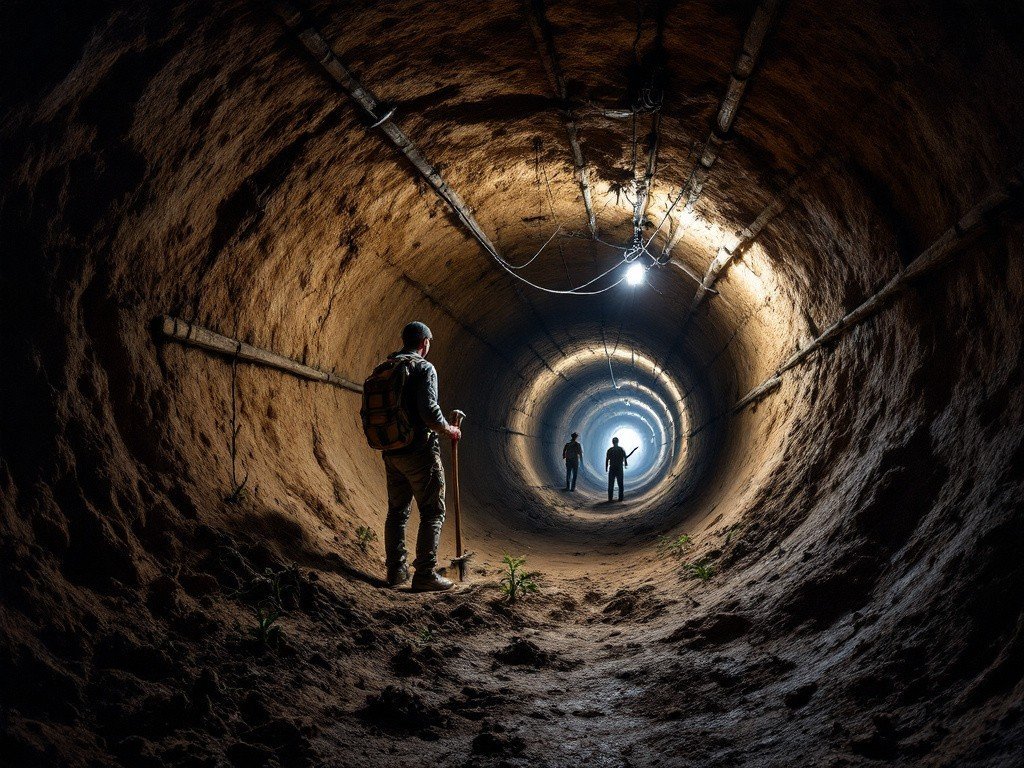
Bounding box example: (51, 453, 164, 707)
(155, 315, 363, 394)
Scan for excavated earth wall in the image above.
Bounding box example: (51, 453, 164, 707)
(1, 1, 1022, 766)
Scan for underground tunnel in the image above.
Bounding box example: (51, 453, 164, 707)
(1, 0, 1023, 765)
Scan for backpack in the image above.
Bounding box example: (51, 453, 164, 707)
(361, 355, 417, 451)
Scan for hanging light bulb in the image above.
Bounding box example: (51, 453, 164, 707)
(626, 262, 645, 286)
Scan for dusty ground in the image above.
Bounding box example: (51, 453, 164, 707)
(5, 472, 1023, 768)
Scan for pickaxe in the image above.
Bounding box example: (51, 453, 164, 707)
(448, 410, 473, 581)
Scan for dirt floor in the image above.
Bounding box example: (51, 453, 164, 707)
(4, 479, 1023, 768)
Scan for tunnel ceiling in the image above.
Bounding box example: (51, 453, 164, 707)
(1, 0, 1023, 765)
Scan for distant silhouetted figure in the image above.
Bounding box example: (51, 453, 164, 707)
(606, 437, 628, 502)
(562, 432, 583, 491)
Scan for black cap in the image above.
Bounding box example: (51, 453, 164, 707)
(402, 321, 432, 347)
(571, 432, 579, 439)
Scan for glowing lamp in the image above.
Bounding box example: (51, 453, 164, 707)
(626, 262, 645, 286)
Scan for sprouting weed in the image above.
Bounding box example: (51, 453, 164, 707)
(724, 524, 743, 545)
(355, 525, 377, 552)
(249, 602, 282, 647)
(684, 560, 715, 582)
(416, 627, 434, 646)
(499, 554, 540, 604)
(657, 534, 693, 558)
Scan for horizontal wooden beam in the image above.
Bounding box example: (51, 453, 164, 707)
(156, 315, 363, 393)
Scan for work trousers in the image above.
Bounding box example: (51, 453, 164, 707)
(383, 444, 446, 572)
(565, 462, 578, 491)
(608, 467, 624, 501)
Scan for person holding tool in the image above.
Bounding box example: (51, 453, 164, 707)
(604, 436, 636, 502)
(562, 431, 583, 491)
(360, 321, 461, 591)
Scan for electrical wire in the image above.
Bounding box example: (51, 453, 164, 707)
(477, 141, 632, 295)
(644, 139, 700, 257)
(488, 244, 631, 295)
(500, 225, 562, 270)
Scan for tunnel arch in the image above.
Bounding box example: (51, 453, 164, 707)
(1, 0, 1023, 766)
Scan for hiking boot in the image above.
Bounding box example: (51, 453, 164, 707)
(386, 563, 409, 587)
(411, 570, 454, 592)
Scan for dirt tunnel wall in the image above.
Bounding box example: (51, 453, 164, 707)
(1, 0, 1023, 766)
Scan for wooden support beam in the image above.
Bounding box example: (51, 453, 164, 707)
(661, 0, 782, 261)
(682, 155, 834, 328)
(272, 1, 500, 259)
(715, 0, 780, 134)
(672, 167, 1021, 437)
(732, 168, 1022, 409)
(523, 0, 597, 236)
(156, 315, 363, 393)
(273, 1, 566, 370)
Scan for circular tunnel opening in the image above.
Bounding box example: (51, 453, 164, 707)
(525, 345, 690, 502)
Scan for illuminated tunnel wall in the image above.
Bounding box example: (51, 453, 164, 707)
(1, 0, 1023, 766)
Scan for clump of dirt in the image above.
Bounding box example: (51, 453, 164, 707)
(598, 585, 668, 624)
(493, 636, 556, 667)
(447, 686, 508, 721)
(471, 723, 526, 755)
(391, 641, 443, 676)
(358, 686, 446, 738)
(663, 612, 752, 648)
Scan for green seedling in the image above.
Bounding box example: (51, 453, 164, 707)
(416, 627, 434, 646)
(263, 565, 298, 608)
(230, 564, 298, 607)
(500, 554, 539, 604)
(249, 602, 282, 647)
(355, 525, 377, 552)
(657, 534, 693, 558)
(685, 560, 715, 582)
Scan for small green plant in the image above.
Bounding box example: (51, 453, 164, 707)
(499, 554, 539, 604)
(416, 627, 434, 646)
(724, 524, 742, 545)
(230, 565, 298, 607)
(249, 602, 282, 647)
(355, 525, 377, 552)
(685, 560, 715, 582)
(657, 534, 693, 558)
(263, 566, 295, 607)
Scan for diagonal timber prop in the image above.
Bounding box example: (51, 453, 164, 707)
(272, 1, 568, 367)
(523, 0, 598, 237)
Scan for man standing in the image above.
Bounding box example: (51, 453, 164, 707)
(605, 436, 628, 502)
(562, 432, 583, 491)
(367, 322, 462, 591)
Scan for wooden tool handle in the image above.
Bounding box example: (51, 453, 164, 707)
(450, 410, 465, 569)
